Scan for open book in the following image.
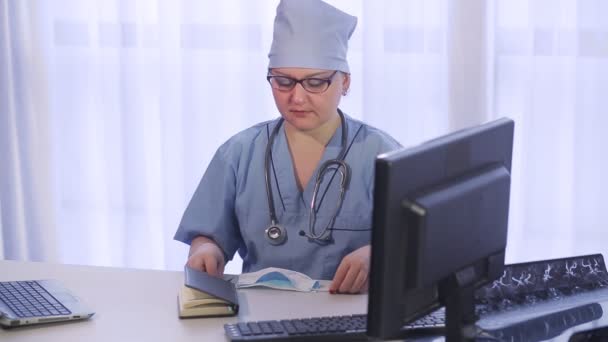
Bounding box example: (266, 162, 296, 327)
(177, 266, 239, 318)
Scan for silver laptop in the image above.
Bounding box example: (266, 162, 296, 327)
(0, 279, 95, 328)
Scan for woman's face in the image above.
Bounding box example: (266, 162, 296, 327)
(268, 68, 350, 132)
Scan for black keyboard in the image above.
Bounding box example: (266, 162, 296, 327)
(0, 281, 71, 318)
(224, 309, 445, 341)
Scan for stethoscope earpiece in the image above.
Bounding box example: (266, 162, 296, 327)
(298, 229, 333, 244)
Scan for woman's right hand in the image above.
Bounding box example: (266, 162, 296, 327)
(186, 236, 226, 277)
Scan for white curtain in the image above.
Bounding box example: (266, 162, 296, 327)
(1, 0, 607, 272)
(1, 0, 59, 262)
(493, 0, 608, 262)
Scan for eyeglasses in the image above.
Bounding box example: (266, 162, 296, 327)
(266, 70, 338, 94)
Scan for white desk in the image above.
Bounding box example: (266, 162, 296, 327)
(0, 260, 367, 342)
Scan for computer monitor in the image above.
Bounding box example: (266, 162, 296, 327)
(367, 118, 514, 341)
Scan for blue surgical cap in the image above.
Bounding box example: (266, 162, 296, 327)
(268, 0, 357, 73)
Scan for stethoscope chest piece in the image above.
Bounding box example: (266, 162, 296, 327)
(265, 224, 287, 245)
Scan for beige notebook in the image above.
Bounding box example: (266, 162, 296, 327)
(177, 266, 239, 318)
(177, 285, 236, 318)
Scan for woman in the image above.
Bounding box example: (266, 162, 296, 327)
(174, 0, 401, 294)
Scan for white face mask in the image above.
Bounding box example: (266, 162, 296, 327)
(236, 267, 329, 292)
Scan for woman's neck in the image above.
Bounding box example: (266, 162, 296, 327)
(284, 114, 341, 147)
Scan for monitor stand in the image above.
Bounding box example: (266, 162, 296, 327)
(439, 268, 481, 342)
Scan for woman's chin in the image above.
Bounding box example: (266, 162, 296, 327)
(284, 115, 320, 131)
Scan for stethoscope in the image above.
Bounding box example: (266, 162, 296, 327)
(264, 110, 350, 246)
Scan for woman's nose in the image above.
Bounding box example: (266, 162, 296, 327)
(289, 83, 307, 104)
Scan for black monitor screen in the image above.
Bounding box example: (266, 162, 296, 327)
(367, 118, 514, 339)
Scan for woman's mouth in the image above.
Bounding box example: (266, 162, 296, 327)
(290, 110, 312, 117)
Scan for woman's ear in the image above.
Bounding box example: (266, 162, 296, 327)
(341, 72, 351, 96)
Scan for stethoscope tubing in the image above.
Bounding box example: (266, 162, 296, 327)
(265, 110, 349, 245)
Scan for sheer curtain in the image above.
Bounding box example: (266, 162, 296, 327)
(1, 0, 59, 262)
(493, 0, 608, 262)
(2, 0, 607, 273)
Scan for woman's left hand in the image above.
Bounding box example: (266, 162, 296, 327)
(330, 245, 371, 294)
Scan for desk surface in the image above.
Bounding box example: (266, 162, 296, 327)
(3, 260, 608, 342)
(0, 260, 366, 342)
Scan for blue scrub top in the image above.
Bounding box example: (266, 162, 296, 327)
(174, 113, 401, 280)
